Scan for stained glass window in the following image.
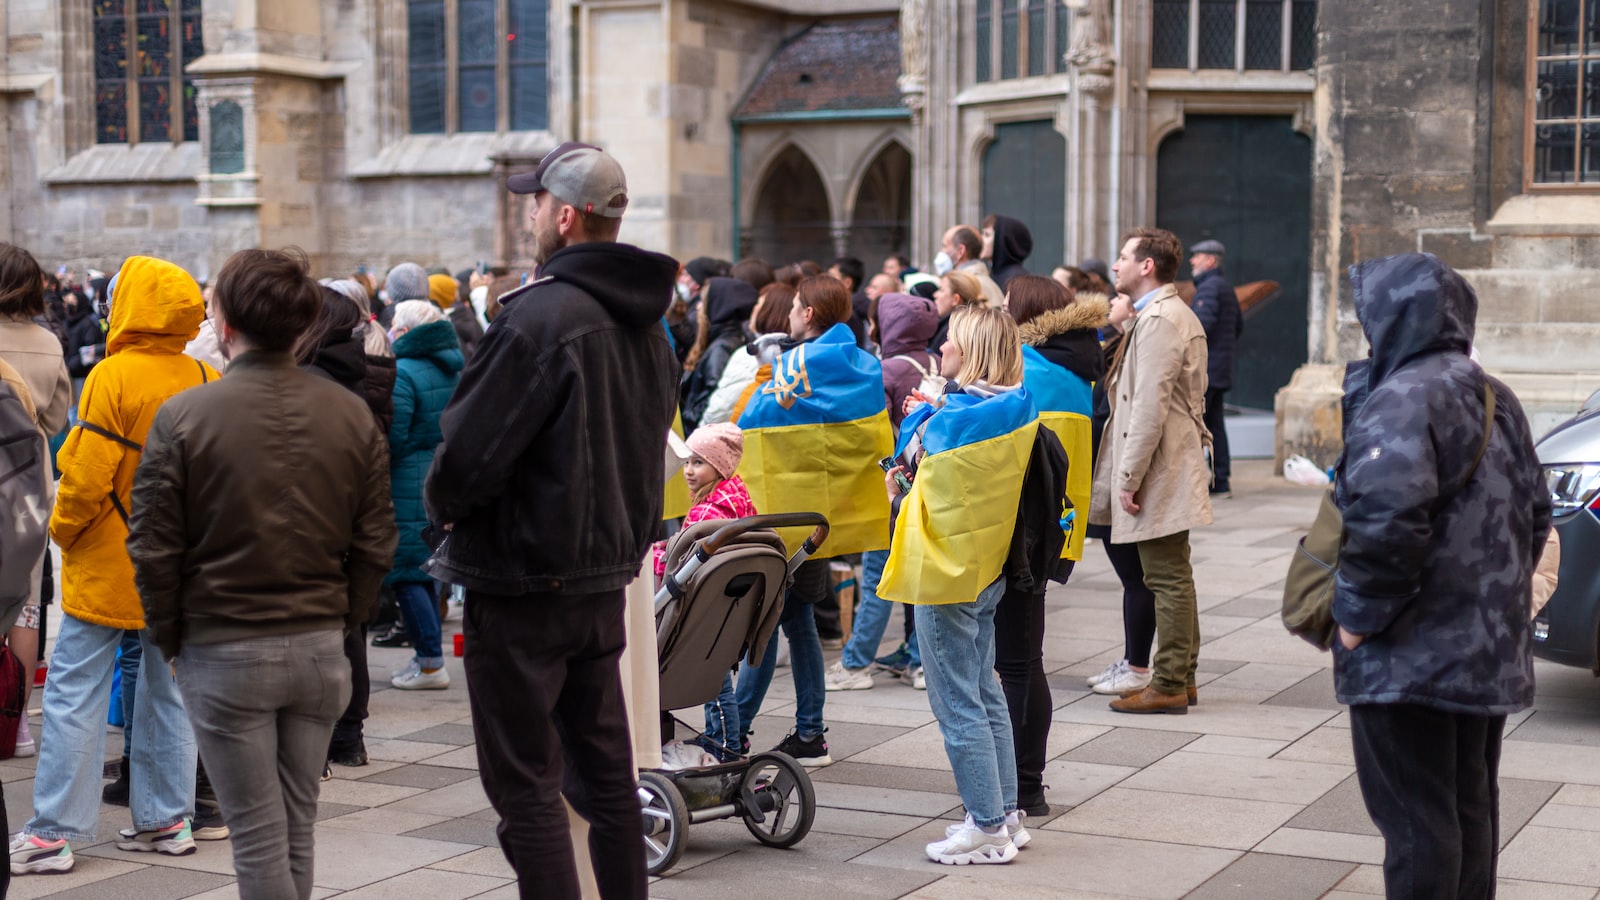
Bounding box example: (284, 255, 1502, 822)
(409, 0, 549, 134)
(1151, 0, 1190, 69)
(1152, 1, 1315, 73)
(1534, 0, 1600, 184)
(974, 0, 1070, 83)
(93, 0, 203, 144)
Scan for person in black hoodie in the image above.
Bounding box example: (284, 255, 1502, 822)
(423, 142, 676, 899)
(679, 276, 757, 432)
(983, 213, 1035, 291)
(62, 288, 106, 381)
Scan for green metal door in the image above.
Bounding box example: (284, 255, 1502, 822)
(981, 120, 1067, 273)
(1157, 115, 1312, 410)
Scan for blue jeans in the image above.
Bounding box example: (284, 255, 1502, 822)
(27, 614, 196, 841)
(703, 670, 740, 758)
(393, 581, 443, 667)
(916, 577, 1016, 829)
(737, 560, 828, 741)
(118, 629, 143, 745)
(840, 549, 920, 670)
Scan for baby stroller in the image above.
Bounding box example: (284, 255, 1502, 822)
(641, 512, 830, 875)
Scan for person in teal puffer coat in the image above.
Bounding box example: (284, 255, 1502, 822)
(385, 300, 463, 690)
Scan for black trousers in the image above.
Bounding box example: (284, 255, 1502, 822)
(1102, 536, 1157, 668)
(1350, 703, 1505, 900)
(994, 586, 1051, 804)
(330, 626, 369, 754)
(1203, 387, 1231, 490)
(465, 590, 645, 900)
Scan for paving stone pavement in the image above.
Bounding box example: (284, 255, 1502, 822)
(8, 458, 1600, 898)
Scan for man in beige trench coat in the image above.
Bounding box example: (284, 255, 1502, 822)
(1090, 227, 1214, 715)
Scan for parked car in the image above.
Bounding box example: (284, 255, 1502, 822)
(1532, 396, 1600, 671)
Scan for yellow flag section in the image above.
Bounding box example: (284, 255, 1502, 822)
(1020, 345, 1094, 560)
(736, 322, 893, 558)
(663, 409, 690, 521)
(878, 387, 1039, 605)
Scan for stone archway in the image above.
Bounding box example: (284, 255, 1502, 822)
(744, 145, 834, 265)
(848, 142, 912, 268)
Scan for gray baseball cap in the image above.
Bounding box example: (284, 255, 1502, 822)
(506, 141, 629, 217)
(1190, 239, 1226, 255)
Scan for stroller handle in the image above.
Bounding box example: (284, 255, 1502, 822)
(698, 513, 830, 558)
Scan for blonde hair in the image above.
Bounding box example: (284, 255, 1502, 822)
(942, 270, 983, 307)
(948, 305, 1023, 388)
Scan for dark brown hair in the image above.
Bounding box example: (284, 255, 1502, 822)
(754, 283, 795, 335)
(1122, 227, 1183, 284)
(1006, 275, 1072, 327)
(773, 265, 802, 287)
(294, 286, 365, 365)
(796, 260, 823, 278)
(0, 243, 45, 318)
(486, 274, 523, 322)
(795, 275, 851, 332)
(731, 258, 775, 292)
(952, 226, 983, 262)
(214, 248, 322, 352)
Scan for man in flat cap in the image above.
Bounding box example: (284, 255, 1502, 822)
(426, 141, 677, 898)
(1189, 239, 1242, 496)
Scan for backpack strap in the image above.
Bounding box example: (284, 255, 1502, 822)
(77, 420, 141, 452)
(890, 354, 931, 379)
(197, 358, 209, 384)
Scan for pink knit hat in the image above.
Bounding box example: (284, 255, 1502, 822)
(686, 422, 744, 479)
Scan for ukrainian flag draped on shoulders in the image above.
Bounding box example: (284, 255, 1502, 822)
(1021, 344, 1094, 561)
(878, 386, 1039, 605)
(736, 322, 893, 556)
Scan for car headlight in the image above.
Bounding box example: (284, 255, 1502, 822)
(1546, 464, 1600, 517)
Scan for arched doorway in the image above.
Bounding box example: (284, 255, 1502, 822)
(849, 142, 912, 268)
(1157, 115, 1312, 410)
(980, 120, 1067, 274)
(745, 146, 834, 265)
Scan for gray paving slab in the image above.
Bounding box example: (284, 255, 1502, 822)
(1186, 852, 1355, 900)
(397, 723, 478, 746)
(32, 865, 232, 899)
(358, 763, 479, 790)
(648, 852, 943, 900)
(1060, 726, 1200, 768)
(1265, 668, 1340, 709)
(809, 760, 960, 795)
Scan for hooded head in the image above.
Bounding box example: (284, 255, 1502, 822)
(877, 292, 941, 357)
(428, 274, 458, 309)
(385, 263, 429, 303)
(107, 256, 205, 356)
(988, 214, 1034, 273)
(1351, 252, 1476, 387)
(702, 276, 758, 327)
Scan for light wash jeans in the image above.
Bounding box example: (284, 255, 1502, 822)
(840, 549, 921, 671)
(26, 614, 196, 841)
(393, 581, 444, 667)
(737, 561, 828, 741)
(916, 576, 1016, 829)
(702, 670, 741, 758)
(176, 630, 350, 900)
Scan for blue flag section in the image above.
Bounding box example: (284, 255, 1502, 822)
(1021, 345, 1094, 560)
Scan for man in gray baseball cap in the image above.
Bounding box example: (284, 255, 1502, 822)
(427, 140, 677, 898)
(1187, 237, 1241, 495)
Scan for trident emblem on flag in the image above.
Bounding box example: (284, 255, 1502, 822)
(763, 344, 813, 410)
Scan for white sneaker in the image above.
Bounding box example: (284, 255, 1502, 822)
(824, 660, 874, 692)
(391, 666, 451, 690)
(911, 666, 926, 690)
(13, 718, 35, 758)
(1092, 664, 1152, 695)
(1086, 659, 1127, 687)
(926, 815, 1016, 865)
(390, 658, 421, 680)
(945, 810, 1030, 850)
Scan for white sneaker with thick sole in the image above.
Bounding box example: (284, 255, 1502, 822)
(13, 718, 35, 758)
(944, 810, 1031, 850)
(1092, 664, 1152, 695)
(1086, 659, 1128, 687)
(911, 666, 926, 690)
(392, 666, 451, 690)
(10, 833, 74, 874)
(824, 660, 874, 691)
(116, 820, 196, 856)
(926, 815, 1016, 865)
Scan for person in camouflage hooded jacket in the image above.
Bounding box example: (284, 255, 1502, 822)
(1333, 252, 1551, 899)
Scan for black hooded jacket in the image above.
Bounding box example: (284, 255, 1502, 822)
(679, 276, 757, 431)
(989, 214, 1034, 290)
(424, 241, 680, 596)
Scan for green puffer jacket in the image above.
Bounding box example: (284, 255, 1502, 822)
(386, 320, 463, 583)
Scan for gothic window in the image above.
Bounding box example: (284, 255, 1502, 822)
(1530, 0, 1600, 186)
(409, 0, 548, 135)
(1151, 0, 1315, 73)
(93, 0, 203, 144)
(975, 0, 1072, 83)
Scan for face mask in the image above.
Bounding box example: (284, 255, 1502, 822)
(97, 273, 118, 321)
(933, 252, 954, 276)
(674, 281, 692, 302)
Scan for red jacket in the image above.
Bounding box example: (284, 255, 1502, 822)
(653, 475, 757, 578)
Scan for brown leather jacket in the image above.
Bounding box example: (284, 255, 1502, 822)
(128, 350, 397, 659)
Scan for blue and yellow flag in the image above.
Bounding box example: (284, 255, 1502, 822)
(878, 387, 1040, 605)
(737, 322, 893, 558)
(1021, 345, 1093, 561)
(663, 409, 691, 521)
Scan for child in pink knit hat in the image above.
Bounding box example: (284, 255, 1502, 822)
(652, 422, 757, 761)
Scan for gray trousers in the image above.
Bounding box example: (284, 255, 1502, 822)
(175, 630, 350, 900)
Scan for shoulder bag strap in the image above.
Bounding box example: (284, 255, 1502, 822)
(196, 358, 209, 384)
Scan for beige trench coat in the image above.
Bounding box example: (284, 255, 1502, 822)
(1089, 283, 1214, 543)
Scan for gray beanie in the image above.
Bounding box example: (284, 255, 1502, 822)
(385, 262, 429, 303)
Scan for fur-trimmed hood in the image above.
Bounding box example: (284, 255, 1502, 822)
(1018, 293, 1109, 346)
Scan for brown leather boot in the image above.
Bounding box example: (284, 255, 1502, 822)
(1109, 687, 1189, 715)
(1120, 685, 1199, 706)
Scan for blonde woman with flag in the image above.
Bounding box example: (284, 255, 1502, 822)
(880, 306, 1047, 866)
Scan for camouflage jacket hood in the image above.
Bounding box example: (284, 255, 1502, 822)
(1332, 253, 1551, 715)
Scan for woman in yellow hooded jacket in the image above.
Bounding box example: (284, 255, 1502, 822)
(10, 256, 218, 876)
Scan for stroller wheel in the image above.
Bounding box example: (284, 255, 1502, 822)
(638, 772, 688, 875)
(738, 751, 815, 849)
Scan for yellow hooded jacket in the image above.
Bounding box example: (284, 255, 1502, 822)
(51, 257, 218, 630)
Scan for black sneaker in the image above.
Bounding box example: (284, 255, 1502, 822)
(103, 759, 130, 807)
(1018, 793, 1051, 818)
(371, 629, 411, 649)
(772, 731, 833, 768)
(329, 737, 369, 768)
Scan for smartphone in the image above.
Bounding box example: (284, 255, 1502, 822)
(476, 259, 490, 276)
(878, 456, 913, 495)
